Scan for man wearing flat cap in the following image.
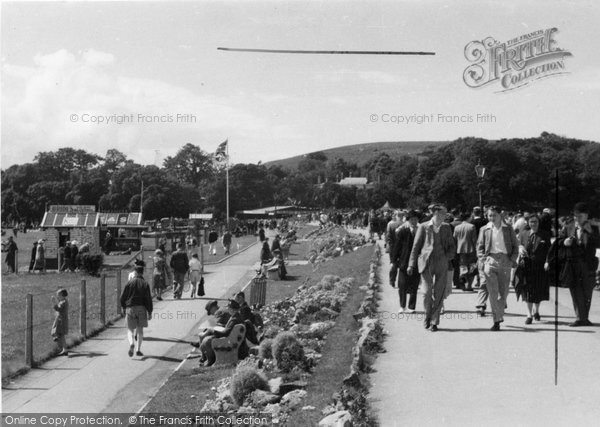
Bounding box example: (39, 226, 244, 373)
(408, 204, 456, 331)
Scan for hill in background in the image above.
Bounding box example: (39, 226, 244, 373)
(265, 140, 451, 170)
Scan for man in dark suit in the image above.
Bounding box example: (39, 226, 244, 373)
(386, 211, 404, 287)
(408, 204, 456, 332)
(454, 213, 478, 291)
(563, 203, 600, 326)
(392, 210, 420, 313)
(477, 206, 519, 331)
(170, 243, 189, 299)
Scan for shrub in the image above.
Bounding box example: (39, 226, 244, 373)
(81, 254, 104, 276)
(272, 332, 305, 373)
(258, 338, 273, 360)
(230, 366, 269, 405)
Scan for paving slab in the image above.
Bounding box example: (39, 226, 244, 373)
(370, 242, 600, 427)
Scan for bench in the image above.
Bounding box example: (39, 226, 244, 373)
(211, 324, 246, 366)
(259, 258, 279, 279)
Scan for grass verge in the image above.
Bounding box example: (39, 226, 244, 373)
(140, 244, 373, 422)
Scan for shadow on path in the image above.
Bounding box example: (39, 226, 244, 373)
(139, 355, 183, 363)
(143, 337, 190, 344)
(66, 351, 109, 358)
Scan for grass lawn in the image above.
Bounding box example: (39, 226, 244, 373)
(1, 270, 123, 380)
(0, 229, 299, 380)
(141, 242, 375, 423)
(1, 229, 44, 273)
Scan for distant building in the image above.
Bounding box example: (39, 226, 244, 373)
(338, 177, 368, 188)
(314, 176, 373, 189)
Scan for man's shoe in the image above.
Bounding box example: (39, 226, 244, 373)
(398, 307, 404, 314)
(136, 351, 143, 357)
(406, 308, 416, 314)
(424, 319, 431, 329)
(534, 313, 541, 321)
(190, 342, 200, 348)
(490, 322, 500, 331)
(157, 296, 163, 301)
(477, 309, 486, 317)
(430, 325, 438, 332)
(569, 320, 584, 327)
(128, 345, 134, 357)
(525, 317, 533, 325)
(582, 319, 593, 326)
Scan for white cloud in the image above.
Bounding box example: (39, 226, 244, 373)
(1, 49, 297, 167)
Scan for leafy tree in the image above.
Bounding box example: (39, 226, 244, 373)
(35, 148, 101, 181)
(102, 149, 131, 173)
(163, 143, 214, 187)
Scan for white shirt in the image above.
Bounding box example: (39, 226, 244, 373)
(189, 258, 202, 272)
(490, 224, 507, 254)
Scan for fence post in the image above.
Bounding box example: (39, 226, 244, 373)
(100, 273, 106, 325)
(25, 294, 33, 367)
(80, 280, 87, 337)
(116, 269, 122, 317)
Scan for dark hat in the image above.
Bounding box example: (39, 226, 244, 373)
(227, 300, 240, 310)
(429, 203, 445, 212)
(205, 300, 219, 313)
(405, 210, 419, 220)
(573, 202, 589, 214)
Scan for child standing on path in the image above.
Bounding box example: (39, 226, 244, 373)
(51, 289, 69, 356)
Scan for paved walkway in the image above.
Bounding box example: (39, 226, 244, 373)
(370, 242, 600, 427)
(2, 237, 266, 414)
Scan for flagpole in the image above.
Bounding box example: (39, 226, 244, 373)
(226, 140, 230, 228)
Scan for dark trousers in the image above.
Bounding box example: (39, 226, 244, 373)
(452, 254, 461, 287)
(398, 269, 419, 310)
(569, 264, 595, 321)
(389, 254, 398, 286)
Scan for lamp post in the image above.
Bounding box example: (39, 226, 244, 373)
(475, 160, 486, 208)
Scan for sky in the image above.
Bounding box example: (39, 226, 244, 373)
(1, 0, 599, 168)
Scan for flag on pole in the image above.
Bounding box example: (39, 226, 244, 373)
(214, 139, 228, 163)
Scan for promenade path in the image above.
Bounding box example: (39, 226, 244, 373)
(2, 236, 267, 414)
(370, 241, 600, 426)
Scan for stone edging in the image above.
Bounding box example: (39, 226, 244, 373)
(318, 244, 382, 426)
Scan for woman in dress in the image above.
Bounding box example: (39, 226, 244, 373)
(33, 239, 46, 273)
(152, 249, 167, 301)
(517, 215, 551, 324)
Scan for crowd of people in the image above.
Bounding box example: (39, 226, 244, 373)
(383, 202, 600, 331)
(38, 204, 600, 360)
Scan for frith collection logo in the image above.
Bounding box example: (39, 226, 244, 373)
(463, 28, 572, 92)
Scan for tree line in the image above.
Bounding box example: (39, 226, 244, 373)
(2, 133, 599, 223)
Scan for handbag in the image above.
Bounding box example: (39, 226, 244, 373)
(197, 276, 205, 297)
